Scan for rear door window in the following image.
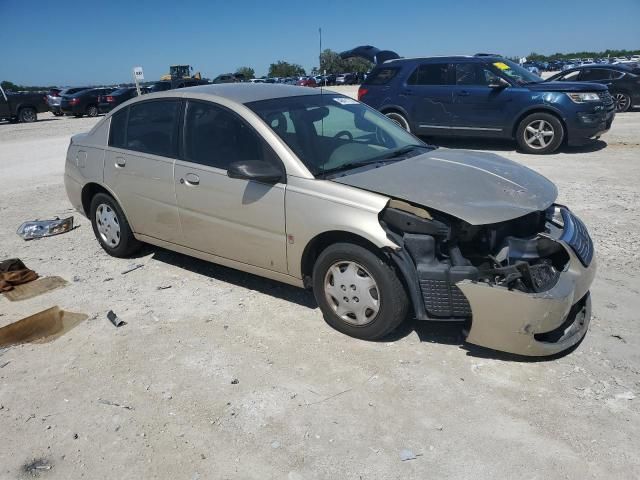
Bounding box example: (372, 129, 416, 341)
(407, 63, 451, 85)
(365, 68, 400, 85)
(125, 100, 180, 157)
(579, 69, 612, 81)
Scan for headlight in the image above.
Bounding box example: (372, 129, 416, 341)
(566, 92, 601, 103)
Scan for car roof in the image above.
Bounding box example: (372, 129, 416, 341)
(384, 55, 504, 65)
(567, 64, 632, 72)
(148, 83, 327, 104)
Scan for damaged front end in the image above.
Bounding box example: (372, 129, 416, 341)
(381, 201, 596, 356)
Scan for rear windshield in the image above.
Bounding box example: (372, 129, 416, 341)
(147, 82, 172, 92)
(111, 88, 133, 95)
(364, 68, 400, 85)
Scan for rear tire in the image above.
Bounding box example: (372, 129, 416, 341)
(384, 111, 411, 132)
(312, 243, 409, 340)
(613, 92, 631, 112)
(86, 105, 99, 117)
(516, 112, 564, 154)
(18, 107, 37, 123)
(90, 193, 141, 258)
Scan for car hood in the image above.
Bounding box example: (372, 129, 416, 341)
(331, 149, 558, 225)
(531, 81, 608, 92)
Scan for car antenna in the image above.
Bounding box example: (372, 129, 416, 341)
(318, 27, 325, 143)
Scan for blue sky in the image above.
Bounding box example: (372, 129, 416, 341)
(2, 0, 639, 85)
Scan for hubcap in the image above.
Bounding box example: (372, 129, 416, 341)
(22, 110, 35, 121)
(88, 107, 98, 117)
(614, 93, 629, 112)
(324, 261, 380, 326)
(95, 203, 121, 248)
(524, 119, 555, 149)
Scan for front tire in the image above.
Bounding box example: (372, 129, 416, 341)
(90, 193, 141, 257)
(18, 107, 37, 123)
(312, 243, 409, 340)
(516, 112, 564, 154)
(384, 111, 411, 132)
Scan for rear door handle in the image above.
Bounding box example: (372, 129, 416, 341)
(181, 173, 200, 186)
(115, 158, 126, 168)
(402, 89, 414, 96)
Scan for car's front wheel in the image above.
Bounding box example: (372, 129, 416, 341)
(90, 193, 141, 257)
(312, 243, 409, 340)
(516, 112, 564, 154)
(384, 111, 411, 132)
(613, 92, 631, 112)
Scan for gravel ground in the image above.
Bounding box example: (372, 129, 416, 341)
(0, 100, 639, 479)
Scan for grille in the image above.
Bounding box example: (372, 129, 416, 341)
(600, 91, 613, 105)
(561, 209, 594, 267)
(419, 279, 472, 318)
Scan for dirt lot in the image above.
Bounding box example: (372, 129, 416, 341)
(1, 99, 639, 479)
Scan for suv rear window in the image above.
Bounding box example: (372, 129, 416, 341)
(365, 68, 399, 85)
(407, 63, 451, 85)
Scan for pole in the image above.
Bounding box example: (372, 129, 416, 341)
(133, 68, 141, 96)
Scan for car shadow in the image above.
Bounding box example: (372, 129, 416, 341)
(422, 136, 608, 155)
(141, 245, 317, 309)
(0, 118, 61, 125)
(136, 245, 577, 361)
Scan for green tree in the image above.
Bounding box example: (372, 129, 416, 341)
(1, 80, 19, 91)
(235, 66, 255, 80)
(318, 49, 373, 75)
(268, 61, 306, 78)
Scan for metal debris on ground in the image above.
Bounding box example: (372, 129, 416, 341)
(231, 378, 239, 384)
(106, 310, 126, 327)
(16, 216, 74, 240)
(157, 285, 172, 290)
(121, 263, 144, 275)
(97, 399, 134, 410)
(22, 459, 52, 475)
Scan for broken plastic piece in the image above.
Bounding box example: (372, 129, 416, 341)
(107, 310, 126, 327)
(17, 217, 74, 240)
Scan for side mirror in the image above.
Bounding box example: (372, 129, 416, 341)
(227, 160, 283, 184)
(489, 77, 510, 89)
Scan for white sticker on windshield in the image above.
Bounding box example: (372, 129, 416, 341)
(334, 97, 359, 105)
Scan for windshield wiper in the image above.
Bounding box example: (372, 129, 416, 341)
(318, 144, 427, 177)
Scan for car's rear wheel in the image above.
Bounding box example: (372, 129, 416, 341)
(384, 111, 411, 132)
(90, 193, 141, 257)
(312, 243, 409, 340)
(18, 107, 37, 123)
(86, 105, 99, 117)
(516, 112, 564, 154)
(613, 92, 631, 112)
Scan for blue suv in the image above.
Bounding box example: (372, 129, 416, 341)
(343, 46, 616, 154)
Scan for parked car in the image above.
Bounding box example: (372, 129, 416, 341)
(45, 88, 62, 116)
(522, 62, 541, 76)
(98, 87, 148, 114)
(211, 73, 240, 84)
(336, 73, 357, 85)
(296, 77, 317, 87)
(61, 87, 115, 117)
(65, 83, 595, 357)
(146, 81, 173, 93)
(343, 46, 616, 154)
(49, 87, 91, 115)
(547, 65, 640, 112)
(0, 85, 48, 123)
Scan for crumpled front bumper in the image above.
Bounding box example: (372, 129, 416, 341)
(458, 242, 596, 357)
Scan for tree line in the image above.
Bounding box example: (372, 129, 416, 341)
(526, 48, 640, 61)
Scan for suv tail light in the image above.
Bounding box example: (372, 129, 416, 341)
(357, 87, 368, 101)
(106, 96, 115, 102)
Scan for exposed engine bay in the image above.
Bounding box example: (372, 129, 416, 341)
(380, 200, 576, 320)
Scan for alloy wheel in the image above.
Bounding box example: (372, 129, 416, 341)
(524, 119, 555, 150)
(613, 93, 630, 112)
(385, 112, 410, 131)
(95, 203, 121, 247)
(324, 261, 380, 326)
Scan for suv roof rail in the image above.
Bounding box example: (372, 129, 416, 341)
(474, 53, 502, 57)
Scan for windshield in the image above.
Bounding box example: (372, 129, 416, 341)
(491, 59, 542, 84)
(246, 94, 430, 177)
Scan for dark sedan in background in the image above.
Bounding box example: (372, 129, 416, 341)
(48, 87, 89, 115)
(61, 87, 115, 117)
(98, 86, 148, 113)
(548, 65, 639, 112)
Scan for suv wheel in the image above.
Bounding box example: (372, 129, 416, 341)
(86, 105, 99, 117)
(312, 243, 409, 340)
(90, 193, 141, 257)
(384, 112, 411, 132)
(613, 92, 631, 112)
(516, 113, 564, 154)
(18, 107, 37, 123)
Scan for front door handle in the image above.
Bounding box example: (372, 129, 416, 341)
(181, 173, 200, 186)
(457, 90, 470, 96)
(402, 89, 414, 96)
(115, 158, 126, 168)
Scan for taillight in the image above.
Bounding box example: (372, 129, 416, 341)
(69, 98, 80, 105)
(106, 96, 115, 102)
(357, 87, 368, 101)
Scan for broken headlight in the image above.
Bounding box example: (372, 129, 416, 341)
(16, 217, 74, 240)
